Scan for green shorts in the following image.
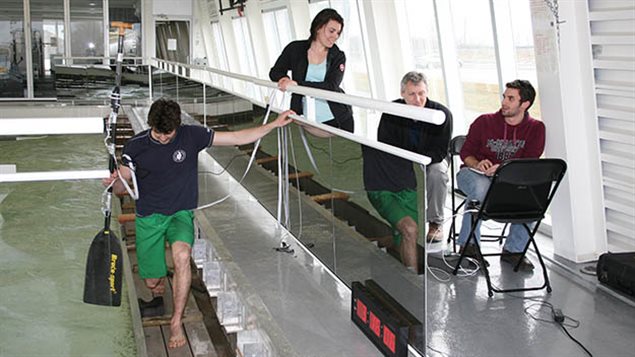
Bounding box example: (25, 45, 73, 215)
(135, 210, 194, 279)
(367, 190, 418, 246)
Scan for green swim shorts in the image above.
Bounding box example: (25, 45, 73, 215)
(135, 210, 195, 279)
(367, 189, 418, 246)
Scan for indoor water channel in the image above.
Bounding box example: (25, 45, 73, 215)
(0, 134, 136, 356)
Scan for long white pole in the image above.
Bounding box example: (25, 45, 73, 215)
(0, 170, 111, 183)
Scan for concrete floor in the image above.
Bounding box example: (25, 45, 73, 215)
(207, 145, 635, 357)
(128, 109, 635, 357)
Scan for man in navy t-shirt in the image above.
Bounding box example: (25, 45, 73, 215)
(104, 99, 293, 348)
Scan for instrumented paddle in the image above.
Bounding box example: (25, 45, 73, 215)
(83, 21, 133, 306)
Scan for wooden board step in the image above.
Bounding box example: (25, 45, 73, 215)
(129, 247, 215, 356)
(118, 213, 136, 224)
(255, 155, 278, 165)
(311, 191, 350, 204)
(288, 171, 313, 180)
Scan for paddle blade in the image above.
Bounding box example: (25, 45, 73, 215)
(83, 228, 123, 306)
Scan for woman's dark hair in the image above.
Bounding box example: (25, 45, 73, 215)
(506, 79, 536, 111)
(147, 98, 182, 133)
(309, 8, 344, 42)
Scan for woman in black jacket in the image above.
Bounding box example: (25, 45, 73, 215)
(269, 8, 354, 137)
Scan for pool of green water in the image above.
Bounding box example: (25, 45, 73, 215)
(0, 135, 136, 356)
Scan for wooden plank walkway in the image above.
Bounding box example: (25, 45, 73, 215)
(118, 187, 218, 357)
(114, 114, 248, 357)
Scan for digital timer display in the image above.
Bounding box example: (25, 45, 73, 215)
(351, 281, 412, 357)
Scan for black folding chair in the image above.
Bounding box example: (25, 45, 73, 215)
(447, 135, 507, 252)
(452, 158, 567, 296)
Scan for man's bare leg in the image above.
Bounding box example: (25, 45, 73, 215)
(168, 241, 191, 349)
(396, 216, 418, 270)
(144, 277, 165, 296)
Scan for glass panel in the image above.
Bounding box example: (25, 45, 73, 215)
(509, 0, 541, 118)
(163, 70, 178, 100)
(450, 0, 500, 121)
(177, 74, 205, 117)
(329, 118, 426, 354)
(70, 0, 104, 62)
(0, 0, 25, 98)
(255, 120, 425, 353)
(108, 0, 141, 58)
(151, 67, 167, 100)
(403, 0, 447, 104)
(31, 0, 65, 98)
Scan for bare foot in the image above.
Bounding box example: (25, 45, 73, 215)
(168, 323, 186, 349)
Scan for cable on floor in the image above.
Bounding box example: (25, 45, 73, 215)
(425, 212, 481, 282)
(505, 293, 593, 357)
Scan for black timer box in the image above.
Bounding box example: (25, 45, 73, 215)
(351, 280, 421, 357)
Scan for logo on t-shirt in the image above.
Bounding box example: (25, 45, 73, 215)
(487, 139, 525, 161)
(173, 149, 186, 163)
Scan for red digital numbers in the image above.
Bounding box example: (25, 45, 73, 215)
(383, 326, 396, 353)
(369, 312, 381, 337)
(356, 299, 368, 323)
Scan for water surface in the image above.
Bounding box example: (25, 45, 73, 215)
(0, 134, 136, 356)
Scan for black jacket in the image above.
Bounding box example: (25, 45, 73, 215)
(269, 39, 353, 132)
(362, 98, 453, 192)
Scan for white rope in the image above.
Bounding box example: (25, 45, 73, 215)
(287, 127, 304, 240)
(276, 125, 283, 223)
(117, 164, 139, 200)
(196, 90, 277, 211)
(298, 126, 321, 176)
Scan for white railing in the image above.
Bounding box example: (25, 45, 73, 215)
(150, 57, 442, 166)
(51, 56, 145, 66)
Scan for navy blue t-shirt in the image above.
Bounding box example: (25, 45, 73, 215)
(122, 125, 214, 216)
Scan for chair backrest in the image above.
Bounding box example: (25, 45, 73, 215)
(480, 158, 567, 223)
(448, 135, 467, 177)
(449, 135, 467, 156)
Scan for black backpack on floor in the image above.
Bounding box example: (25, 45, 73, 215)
(597, 252, 635, 297)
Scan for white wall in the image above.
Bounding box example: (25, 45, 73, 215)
(152, 0, 192, 17)
(530, 0, 607, 262)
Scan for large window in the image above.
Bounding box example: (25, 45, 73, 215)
(310, 0, 371, 97)
(210, 21, 229, 71)
(108, 0, 141, 58)
(0, 0, 26, 98)
(509, 0, 540, 118)
(262, 7, 292, 66)
(31, 0, 64, 98)
(231, 16, 257, 76)
(450, 0, 500, 121)
(70, 0, 104, 62)
(403, 0, 447, 104)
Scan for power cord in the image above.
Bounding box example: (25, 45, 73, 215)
(425, 212, 481, 282)
(507, 293, 593, 356)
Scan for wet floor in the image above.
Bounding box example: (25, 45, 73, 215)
(0, 135, 136, 356)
